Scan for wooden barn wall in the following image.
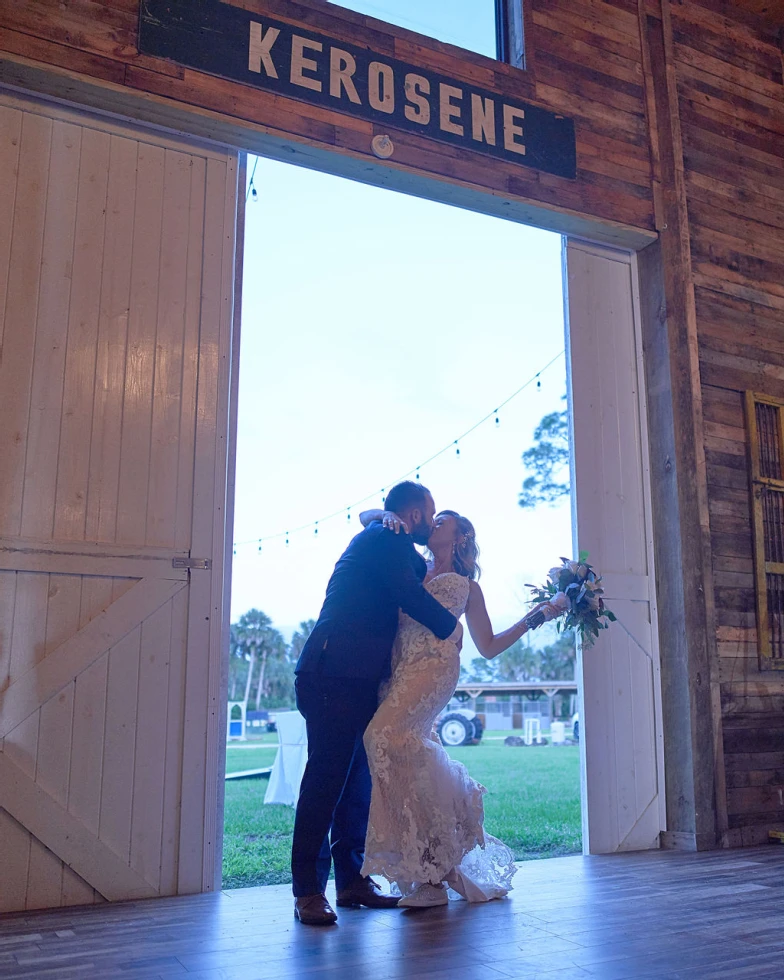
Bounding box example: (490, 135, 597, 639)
(672, 2, 784, 845)
(0, 0, 782, 853)
(0, 0, 656, 240)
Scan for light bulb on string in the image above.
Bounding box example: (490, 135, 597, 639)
(228, 351, 564, 555)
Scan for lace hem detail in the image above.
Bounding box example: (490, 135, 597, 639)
(362, 571, 515, 902)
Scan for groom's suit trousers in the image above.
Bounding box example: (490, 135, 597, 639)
(291, 672, 379, 897)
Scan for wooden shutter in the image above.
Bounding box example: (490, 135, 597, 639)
(746, 392, 784, 671)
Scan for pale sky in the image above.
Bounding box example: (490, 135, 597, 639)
(231, 155, 572, 665)
(327, 0, 496, 56)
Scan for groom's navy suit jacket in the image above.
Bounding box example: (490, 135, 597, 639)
(295, 521, 458, 685)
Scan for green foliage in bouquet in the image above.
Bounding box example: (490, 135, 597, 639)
(526, 552, 616, 648)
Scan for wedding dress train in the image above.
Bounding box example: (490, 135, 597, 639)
(361, 572, 516, 902)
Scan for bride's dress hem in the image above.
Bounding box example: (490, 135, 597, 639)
(362, 572, 517, 905)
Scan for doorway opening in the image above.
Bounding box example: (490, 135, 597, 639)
(223, 155, 579, 889)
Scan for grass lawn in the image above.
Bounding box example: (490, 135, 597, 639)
(222, 733, 581, 889)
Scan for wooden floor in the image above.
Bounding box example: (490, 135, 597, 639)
(1, 847, 784, 979)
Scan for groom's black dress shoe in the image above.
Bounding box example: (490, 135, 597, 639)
(294, 894, 338, 925)
(336, 876, 399, 909)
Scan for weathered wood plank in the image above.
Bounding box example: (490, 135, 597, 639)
(19, 120, 81, 543)
(53, 126, 111, 543)
(532, 7, 643, 62)
(85, 134, 138, 545)
(0, 112, 51, 539)
(674, 41, 784, 102)
(0, 577, 185, 738)
(0, 752, 156, 901)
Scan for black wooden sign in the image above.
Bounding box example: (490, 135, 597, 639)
(139, 1, 577, 180)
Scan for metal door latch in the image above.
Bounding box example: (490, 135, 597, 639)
(172, 557, 212, 570)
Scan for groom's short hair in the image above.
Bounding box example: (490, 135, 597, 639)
(385, 481, 431, 515)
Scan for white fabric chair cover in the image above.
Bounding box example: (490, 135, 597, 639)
(264, 710, 308, 807)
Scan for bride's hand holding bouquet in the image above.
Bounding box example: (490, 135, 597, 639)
(526, 555, 616, 647)
(521, 591, 570, 631)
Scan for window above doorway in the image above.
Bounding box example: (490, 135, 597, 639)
(327, 0, 525, 66)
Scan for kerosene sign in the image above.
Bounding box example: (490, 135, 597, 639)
(139, 1, 577, 179)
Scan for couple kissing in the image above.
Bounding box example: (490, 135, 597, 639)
(291, 480, 567, 925)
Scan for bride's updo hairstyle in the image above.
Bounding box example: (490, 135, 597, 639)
(439, 510, 481, 580)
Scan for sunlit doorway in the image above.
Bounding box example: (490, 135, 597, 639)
(223, 155, 578, 889)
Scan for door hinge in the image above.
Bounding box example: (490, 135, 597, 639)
(172, 557, 212, 570)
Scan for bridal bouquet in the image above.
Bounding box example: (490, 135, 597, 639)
(526, 555, 616, 648)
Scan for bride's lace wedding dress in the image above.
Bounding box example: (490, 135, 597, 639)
(362, 572, 517, 902)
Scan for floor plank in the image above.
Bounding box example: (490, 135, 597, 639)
(0, 848, 783, 978)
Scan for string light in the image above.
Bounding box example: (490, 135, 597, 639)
(246, 156, 259, 203)
(232, 350, 565, 553)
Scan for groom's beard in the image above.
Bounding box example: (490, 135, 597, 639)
(409, 522, 432, 546)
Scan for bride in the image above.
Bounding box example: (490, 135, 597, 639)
(357, 507, 567, 908)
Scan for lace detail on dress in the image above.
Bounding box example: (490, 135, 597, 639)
(362, 573, 517, 902)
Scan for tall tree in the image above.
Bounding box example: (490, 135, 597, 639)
(228, 610, 307, 711)
(289, 619, 316, 662)
(465, 657, 500, 683)
(539, 631, 577, 680)
(519, 398, 570, 509)
(493, 637, 542, 682)
(228, 621, 249, 700)
(467, 631, 576, 684)
(233, 608, 275, 710)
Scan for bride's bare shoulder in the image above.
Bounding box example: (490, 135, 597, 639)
(467, 579, 485, 605)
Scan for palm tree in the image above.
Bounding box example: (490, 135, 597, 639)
(289, 619, 316, 661)
(232, 609, 274, 711)
(254, 624, 286, 709)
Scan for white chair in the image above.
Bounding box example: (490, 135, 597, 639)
(523, 717, 543, 746)
(264, 710, 308, 807)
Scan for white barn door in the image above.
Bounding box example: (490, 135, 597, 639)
(0, 91, 237, 911)
(565, 240, 665, 853)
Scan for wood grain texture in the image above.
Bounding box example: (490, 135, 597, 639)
(0, 0, 782, 915)
(0, 0, 656, 237)
(1, 849, 784, 979)
(0, 91, 238, 912)
(671, 0, 784, 838)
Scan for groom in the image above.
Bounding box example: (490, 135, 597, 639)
(291, 481, 460, 925)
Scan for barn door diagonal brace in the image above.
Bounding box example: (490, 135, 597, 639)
(0, 753, 158, 901)
(0, 577, 186, 738)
